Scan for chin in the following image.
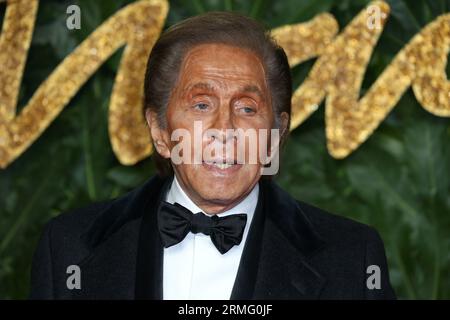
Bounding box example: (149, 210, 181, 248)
(197, 180, 254, 205)
(180, 164, 260, 203)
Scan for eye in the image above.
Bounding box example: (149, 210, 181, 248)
(236, 105, 256, 115)
(241, 106, 255, 114)
(193, 102, 209, 111)
(235, 98, 257, 115)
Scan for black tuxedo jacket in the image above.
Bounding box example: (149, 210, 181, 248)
(30, 175, 395, 299)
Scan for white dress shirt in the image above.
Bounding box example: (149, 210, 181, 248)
(162, 176, 259, 300)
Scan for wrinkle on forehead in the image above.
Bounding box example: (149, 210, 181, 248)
(182, 82, 266, 102)
(176, 43, 269, 95)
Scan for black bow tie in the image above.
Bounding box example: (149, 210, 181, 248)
(157, 201, 247, 254)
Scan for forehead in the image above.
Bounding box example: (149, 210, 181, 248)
(178, 43, 267, 88)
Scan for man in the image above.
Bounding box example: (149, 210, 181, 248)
(30, 12, 395, 299)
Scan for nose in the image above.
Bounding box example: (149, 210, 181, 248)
(209, 104, 236, 143)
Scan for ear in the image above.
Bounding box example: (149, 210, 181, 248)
(279, 111, 290, 138)
(145, 108, 171, 159)
(267, 111, 289, 160)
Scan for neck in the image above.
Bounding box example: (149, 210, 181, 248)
(174, 175, 257, 215)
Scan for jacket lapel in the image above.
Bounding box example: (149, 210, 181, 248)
(232, 178, 327, 299)
(134, 176, 173, 299)
(75, 175, 170, 299)
(72, 219, 141, 299)
(230, 180, 266, 299)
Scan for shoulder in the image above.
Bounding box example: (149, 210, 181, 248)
(50, 176, 168, 234)
(294, 199, 395, 299)
(294, 198, 387, 262)
(44, 174, 169, 247)
(296, 199, 379, 242)
(262, 179, 387, 260)
(266, 179, 381, 247)
(47, 200, 113, 241)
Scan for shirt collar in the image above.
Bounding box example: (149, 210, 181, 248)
(165, 175, 259, 219)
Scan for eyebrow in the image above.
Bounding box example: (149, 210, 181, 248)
(184, 82, 265, 100)
(185, 82, 216, 93)
(241, 84, 265, 100)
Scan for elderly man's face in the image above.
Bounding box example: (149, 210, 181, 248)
(149, 43, 279, 214)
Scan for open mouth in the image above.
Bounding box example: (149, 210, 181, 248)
(202, 160, 240, 171)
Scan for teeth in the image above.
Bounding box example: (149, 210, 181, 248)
(215, 163, 233, 169)
(204, 161, 234, 169)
